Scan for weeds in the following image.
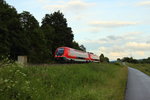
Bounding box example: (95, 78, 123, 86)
(0, 63, 127, 100)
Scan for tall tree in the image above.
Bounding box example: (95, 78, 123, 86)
(0, 0, 24, 60)
(99, 54, 109, 63)
(41, 11, 74, 55)
(41, 24, 55, 59)
(19, 11, 48, 63)
(0, 0, 10, 59)
(100, 54, 105, 62)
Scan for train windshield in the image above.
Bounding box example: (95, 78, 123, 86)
(56, 48, 64, 56)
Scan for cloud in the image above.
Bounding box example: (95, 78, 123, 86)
(147, 40, 150, 43)
(81, 32, 142, 45)
(105, 51, 145, 60)
(135, 51, 145, 56)
(75, 15, 85, 20)
(98, 42, 149, 60)
(126, 42, 150, 51)
(89, 21, 138, 28)
(96, 32, 147, 47)
(44, 0, 95, 13)
(81, 31, 149, 60)
(36, 0, 47, 3)
(109, 52, 129, 58)
(137, 1, 150, 7)
(88, 27, 102, 33)
(125, 32, 142, 35)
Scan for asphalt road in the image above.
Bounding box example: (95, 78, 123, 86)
(125, 67, 150, 100)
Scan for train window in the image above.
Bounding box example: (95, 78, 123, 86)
(56, 48, 64, 56)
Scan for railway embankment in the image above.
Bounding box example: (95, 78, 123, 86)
(0, 63, 127, 100)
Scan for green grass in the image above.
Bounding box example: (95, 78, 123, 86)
(127, 63, 150, 76)
(0, 63, 127, 100)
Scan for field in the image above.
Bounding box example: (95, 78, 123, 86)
(0, 63, 127, 100)
(127, 63, 150, 76)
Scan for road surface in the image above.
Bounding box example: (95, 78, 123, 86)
(125, 67, 150, 100)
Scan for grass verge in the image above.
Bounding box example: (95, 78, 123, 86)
(0, 63, 127, 100)
(127, 63, 150, 76)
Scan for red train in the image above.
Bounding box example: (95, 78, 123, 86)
(54, 47, 99, 63)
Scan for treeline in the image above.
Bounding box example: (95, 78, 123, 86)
(117, 57, 150, 64)
(0, 0, 86, 63)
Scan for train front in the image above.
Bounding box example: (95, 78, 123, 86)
(54, 47, 68, 62)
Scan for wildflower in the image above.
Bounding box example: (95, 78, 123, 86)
(4, 79, 9, 83)
(15, 81, 18, 84)
(22, 73, 27, 77)
(9, 69, 13, 72)
(7, 86, 11, 89)
(25, 81, 30, 84)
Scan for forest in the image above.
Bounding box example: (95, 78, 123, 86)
(0, 0, 86, 63)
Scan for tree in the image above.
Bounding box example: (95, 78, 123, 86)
(41, 11, 74, 55)
(79, 45, 86, 52)
(121, 57, 138, 63)
(19, 11, 39, 31)
(104, 57, 109, 63)
(19, 11, 48, 63)
(100, 54, 105, 62)
(0, 0, 24, 60)
(117, 58, 121, 62)
(0, 0, 10, 58)
(41, 25, 55, 59)
(28, 28, 49, 63)
(0, 26, 9, 59)
(99, 54, 109, 63)
(71, 41, 80, 50)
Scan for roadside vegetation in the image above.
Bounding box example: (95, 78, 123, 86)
(127, 63, 150, 76)
(0, 63, 127, 100)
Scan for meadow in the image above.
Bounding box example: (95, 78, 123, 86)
(0, 63, 127, 100)
(127, 63, 150, 76)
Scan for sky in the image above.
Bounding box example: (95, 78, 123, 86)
(5, 0, 150, 60)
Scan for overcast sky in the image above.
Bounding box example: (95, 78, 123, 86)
(6, 0, 150, 60)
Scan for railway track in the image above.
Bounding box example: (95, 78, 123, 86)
(26, 62, 85, 67)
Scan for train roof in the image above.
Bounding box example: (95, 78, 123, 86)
(57, 47, 99, 56)
(57, 47, 86, 53)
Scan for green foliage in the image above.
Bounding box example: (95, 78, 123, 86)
(121, 57, 150, 64)
(71, 41, 86, 51)
(40, 25, 54, 58)
(0, 63, 128, 100)
(41, 11, 74, 54)
(72, 41, 80, 50)
(0, 0, 21, 60)
(121, 57, 138, 63)
(99, 54, 109, 63)
(0, 63, 32, 100)
(19, 11, 49, 63)
(19, 11, 39, 30)
(139, 57, 150, 64)
(0, 57, 13, 67)
(0, 27, 9, 58)
(79, 45, 86, 52)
